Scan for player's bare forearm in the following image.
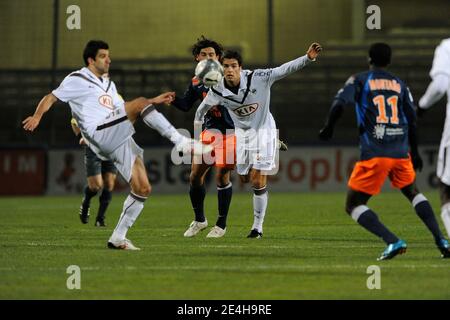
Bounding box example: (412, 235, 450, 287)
(22, 93, 57, 132)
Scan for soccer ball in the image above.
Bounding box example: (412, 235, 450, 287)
(195, 59, 224, 87)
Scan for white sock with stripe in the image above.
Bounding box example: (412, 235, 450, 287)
(141, 105, 185, 145)
(252, 187, 268, 233)
(109, 193, 147, 242)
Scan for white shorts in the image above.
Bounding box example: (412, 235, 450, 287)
(88, 108, 135, 157)
(107, 138, 144, 183)
(84, 109, 141, 182)
(235, 125, 278, 176)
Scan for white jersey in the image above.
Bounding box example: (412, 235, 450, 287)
(428, 39, 450, 145)
(195, 54, 314, 174)
(195, 54, 314, 130)
(52, 67, 125, 138)
(426, 39, 450, 184)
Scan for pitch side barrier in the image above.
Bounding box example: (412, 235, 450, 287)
(44, 144, 440, 195)
(0, 146, 47, 195)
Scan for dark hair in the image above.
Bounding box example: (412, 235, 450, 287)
(83, 40, 109, 66)
(220, 50, 242, 66)
(369, 42, 391, 67)
(191, 36, 223, 58)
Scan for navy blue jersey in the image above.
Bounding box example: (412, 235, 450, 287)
(172, 77, 234, 134)
(335, 69, 416, 160)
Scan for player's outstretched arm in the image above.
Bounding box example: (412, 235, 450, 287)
(268, 42, 322, 84)
(307, 42, 323, 60)
(318, 99, 344, 141)
(22, 93, 58, 132)
(125, 92, 175, 123)
(418, 74, 449, 115)
(148, 92, 175, 105)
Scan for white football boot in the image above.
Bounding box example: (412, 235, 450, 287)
(183, 220, 208, 237)
(107, 238, 141, 250)
(206, 226, 226, 238)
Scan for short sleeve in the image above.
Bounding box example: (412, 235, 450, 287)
(52, 76, 86, 103)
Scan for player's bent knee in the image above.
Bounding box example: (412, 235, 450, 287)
(137, 183, 151, 197)
(88, 184, 102, 193)
(216, 174, 230, 186)
(189, 173, 204, 187)
(239, 175, 250, 184)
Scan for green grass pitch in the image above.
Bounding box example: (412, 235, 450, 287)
(1, 192, 449, 299)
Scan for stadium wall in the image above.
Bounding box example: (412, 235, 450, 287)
(18, 146, 440, 195)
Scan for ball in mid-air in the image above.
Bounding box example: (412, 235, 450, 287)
(195, 59, 224, 87)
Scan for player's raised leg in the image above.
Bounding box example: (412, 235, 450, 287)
(108, 149, 150, 251)
(125, 98, 211, 155)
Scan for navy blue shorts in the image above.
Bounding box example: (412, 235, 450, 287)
(84, 147, 117, 177)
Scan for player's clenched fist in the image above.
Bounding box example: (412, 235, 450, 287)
(307, 42, 323, 60)
(22, 115, 41, 132)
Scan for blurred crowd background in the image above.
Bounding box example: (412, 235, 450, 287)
(1, 0, 449, 147)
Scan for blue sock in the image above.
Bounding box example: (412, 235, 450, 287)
(189, 185, 206, 222)
(97, 189, 112, 221)
(351, 205, 399, 244)
(82, 186, 98, 208)
(412, 194, 444, 242)
(216, 183, 232, 229)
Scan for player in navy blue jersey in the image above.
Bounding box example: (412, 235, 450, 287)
(319, 43, 450, 260)
(171, 36, 288, 238)
(171, 36, 235, 238)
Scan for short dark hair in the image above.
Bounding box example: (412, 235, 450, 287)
(369, 42, 391, 67)
(83, 40, 109, 66)
(191, 36, 223, 58)
(221, 50, 242, 66)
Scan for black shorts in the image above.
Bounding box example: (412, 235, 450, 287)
(84, 147, 117, 177)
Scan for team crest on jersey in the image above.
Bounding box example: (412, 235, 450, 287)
(99, 94, 113, 109)
(373, 124, 386, 140)
(233, 103, 259, 117)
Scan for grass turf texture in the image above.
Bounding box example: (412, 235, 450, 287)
(0, 192, 449, 299)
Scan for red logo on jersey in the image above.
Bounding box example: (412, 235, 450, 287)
(192, 76, 200, 86)
(99, 95, 113, 109)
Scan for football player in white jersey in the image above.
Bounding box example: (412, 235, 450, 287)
(194, 43, 322, 237)
(418, 38, 450, 238)
(23, 40, 210, 250)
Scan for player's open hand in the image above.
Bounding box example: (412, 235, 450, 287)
(22, 115, 41, 132)
(307, 43, 322, 60)
(152, 92, 175, 105)
(318, 125, 333, 141)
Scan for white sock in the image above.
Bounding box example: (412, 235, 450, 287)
(141, 105, 185, 145)
(109, 193, 146, 242)
(441, 203, 450, 238)
(252, 187, 268, 233)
